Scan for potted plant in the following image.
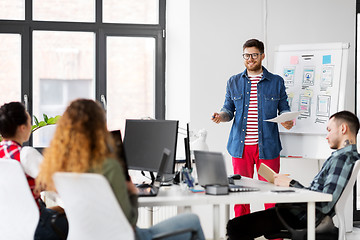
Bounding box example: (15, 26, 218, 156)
(0, 114, 61, 142)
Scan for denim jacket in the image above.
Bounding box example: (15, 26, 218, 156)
(221, 67, 290, 159)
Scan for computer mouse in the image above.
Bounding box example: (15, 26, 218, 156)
(228, 177, 235, 185)
(229, 174, 241, 180)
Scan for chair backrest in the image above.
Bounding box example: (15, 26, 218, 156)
(334, 160, 360, 240)
(53, 172, 135, 240)
(0, 159, 40, 240)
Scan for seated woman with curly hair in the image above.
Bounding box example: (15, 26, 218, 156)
(36, 98, 205, 240)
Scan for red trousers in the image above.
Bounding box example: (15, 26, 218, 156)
(232, 144, 280, 217)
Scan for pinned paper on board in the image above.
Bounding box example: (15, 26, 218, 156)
(287, 92, 295, 108)
(283, 66, 296, 86)
(320, 65, 334, 89)
(303, 89, 313, 98)
(322, 55, 331, 64)
(299, 95, 311, 117)
(290, 56, 299, 65)
(302, 67, 315, 87)
(316, 95, 331, 117)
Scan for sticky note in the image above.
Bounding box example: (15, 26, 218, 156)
(303, 89, 313, 98)
(290, 56, 299, 65)
(323, 55, 331, 64)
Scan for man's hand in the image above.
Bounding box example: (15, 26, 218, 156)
(274, 174, 292, 187)
(211, 112, 222, 124)
(281, 120, 294, 130)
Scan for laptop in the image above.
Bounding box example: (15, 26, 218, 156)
(137, 148, 171, 197)
(194, 150, 259, 192)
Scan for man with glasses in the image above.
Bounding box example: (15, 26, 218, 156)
(212, 39, 294, 217)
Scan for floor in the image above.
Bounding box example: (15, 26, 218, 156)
(252, 226, 360, 240)
(347, 226, 360, 240)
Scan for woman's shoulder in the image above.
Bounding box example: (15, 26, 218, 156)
(89, 157, 121, 174)
(103, 157, 121, 166)
(0, 140, 22, 160)
(102, 157, 123, 173)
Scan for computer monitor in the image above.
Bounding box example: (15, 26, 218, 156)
(184, 123, 191, 170)
(123, 119, 179, 176)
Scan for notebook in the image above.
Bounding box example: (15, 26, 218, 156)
(258, 162, 276, 183)
(137, 148, 171, 197)
(194, 151, 259, 192)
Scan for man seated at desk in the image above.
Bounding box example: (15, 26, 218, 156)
(226, 110, 360, 240)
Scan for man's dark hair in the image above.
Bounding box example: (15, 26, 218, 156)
(330, 111, 360, 135)
(0, 102, 28, 138)
(243, 39, 265, 53)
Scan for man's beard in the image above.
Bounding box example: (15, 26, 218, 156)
(245, 61, 262, 72)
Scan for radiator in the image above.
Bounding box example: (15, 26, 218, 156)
(137, 206, 178, 228)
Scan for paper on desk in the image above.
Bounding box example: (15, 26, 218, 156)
(264, 111, 302, 123)
(258, 163, 276, 183)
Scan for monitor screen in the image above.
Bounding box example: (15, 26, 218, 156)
(123, 119, 178, 174)
(184, 122, 191, 169)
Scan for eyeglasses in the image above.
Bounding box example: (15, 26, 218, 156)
(242, 53, 262, 60)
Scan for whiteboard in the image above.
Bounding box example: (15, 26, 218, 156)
(274, 43, 349, 134)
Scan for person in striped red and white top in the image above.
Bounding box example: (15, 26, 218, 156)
(212, 39, 294, 218)
(0, 102, 69, 239)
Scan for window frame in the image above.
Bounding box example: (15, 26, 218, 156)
(0, 0, 166, 146)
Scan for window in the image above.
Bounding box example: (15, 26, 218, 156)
(0, 0, 165, 147)
(103, 0, 158, 24)
(33, 0, 95, 22)
(0, 0, 24, 20)
(106, 37, 155, 132)
(0, 34, 21, 105)
(34, 79, 92, 146)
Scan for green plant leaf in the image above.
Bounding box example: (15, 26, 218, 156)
(43, 114, 49, 123)
(38, 121, 47, 127)
(31, 114, 61, 133)
(54, 115, 61, 122)
(47, 115, 60, 124)
(47, 117, 55, 124)
(34, 116, 39, 126)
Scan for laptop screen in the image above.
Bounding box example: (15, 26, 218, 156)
(194, 151, 229, 187)
(154, 148, 171, 188)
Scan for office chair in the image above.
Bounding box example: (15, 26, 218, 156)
(333, 160, 360, 240)
(53, 172, 198, 240)
(265, 160, 360, 240)
(0, 159, 40, 240)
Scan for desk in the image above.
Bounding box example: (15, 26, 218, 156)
(138, 177, 332, 240)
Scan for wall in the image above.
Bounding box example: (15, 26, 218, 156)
(167, 0, 356, 238)
(178, 0, 355, 163)
(267, 0, 356, 159)
(165, 0, 190, 124)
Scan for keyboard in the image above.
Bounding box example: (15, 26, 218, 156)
(136, 184, 159, 197)
(229, 184, 259, 192)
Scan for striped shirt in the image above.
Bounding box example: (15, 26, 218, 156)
(244, 74, 262, 145)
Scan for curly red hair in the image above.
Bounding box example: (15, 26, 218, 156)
(36, 99, 115, 191)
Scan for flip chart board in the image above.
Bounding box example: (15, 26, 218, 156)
(274, 43, 349, 134)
